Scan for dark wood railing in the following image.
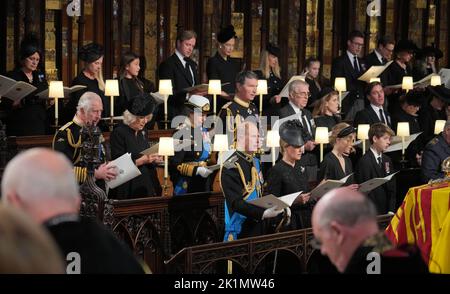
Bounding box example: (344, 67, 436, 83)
(102, 192, 225, 274)
(164, 214, 394, 274)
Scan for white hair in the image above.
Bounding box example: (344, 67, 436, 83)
(445, 119, 450, 130)
(122, 110, 137, 126)
(1, 148, 80, 207)
(76, 91, 102, 113)
(288, 79, 309, 94)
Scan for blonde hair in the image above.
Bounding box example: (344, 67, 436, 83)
(0, 205, 65, 273)
(258, 50, 281, 79)
(279, 138, 289, 154)
(312, 91, 339, 117)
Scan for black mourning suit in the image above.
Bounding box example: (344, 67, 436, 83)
(158, 54, 200, 119)
(353, 105, 392, 128)
(365, 51, 384, 67)
(355, 150, 396, 214)
(278, 104, 318, 181)
(364, 51, 389, 85)
(330, 53, 366, 118)
(46, 216, 144, 274)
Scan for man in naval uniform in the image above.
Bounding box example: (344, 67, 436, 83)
(170, 95, 214, 195)
(218, 70, 259, 149)
(421, 119, 450, 182)
(220, 121, 285, 241)
(52, 91, 117, 183)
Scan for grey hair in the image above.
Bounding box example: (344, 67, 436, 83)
(76, 91, 102, 113)
(288, 79, 309, 94)
(318, 196, 377, 229)
(445, 119, 450, 130)
(122, 110, 137, 126)
(235, 70, 258, 86)
(1, 148, 80, 206)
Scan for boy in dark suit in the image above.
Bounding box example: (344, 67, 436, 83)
(356, 123, 397, 214)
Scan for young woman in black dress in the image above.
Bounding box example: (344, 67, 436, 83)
(317, 122, 359, 190)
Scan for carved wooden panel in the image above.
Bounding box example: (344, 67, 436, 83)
(426, 1, 436, 46)
(44, 9, 58, 81)
(322, 0, 333, 79)
(230, 12, 244, 58)
(169, 0, 178, 53)
(439, 0, 448, 67)
(6, 1, 15, 71)
(144, 0, 157, 83)
(287, 1, 299, 78)
(250, 1, 262, 71)
(408, 0, 424, 46)
(121, 0, 131, 54)
(385, 0, 395, 38)
(306, 0, 319, 60)
(368, 11, 380, 52)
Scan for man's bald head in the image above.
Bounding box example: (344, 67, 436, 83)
(312, 187, 377, 230)
(311, 187, 379, 272)
(2, 148, 80, 223)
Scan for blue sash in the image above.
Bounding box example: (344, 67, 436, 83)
(174, 129, 211, 195)
(224, 157, 261, 242)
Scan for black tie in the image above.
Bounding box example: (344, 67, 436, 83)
(354, 55, 360, 72)
(377, 156, 383, 169)
(184, 57, 193, 86)
(382, 57, 388, 65)
(379, 108, 386, 124)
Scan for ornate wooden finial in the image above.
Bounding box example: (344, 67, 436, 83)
(79, 123, 107, 220)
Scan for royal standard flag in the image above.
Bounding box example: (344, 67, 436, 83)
(386, 183, 450, 273)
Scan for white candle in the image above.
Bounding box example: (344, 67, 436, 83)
(110, 96, 114, 117)
(164, 96, 168, 118)
(164, 155, 168, 178)
(55, 97, 58, 119)
(271, 146, 276, 166)
(259, 94, 263, 114)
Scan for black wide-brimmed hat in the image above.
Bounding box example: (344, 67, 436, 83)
(266, 43, 280, 58)
(19, 33, 41, 60)
(427, 85, 450, 103)
(401, 91, 422, 106)
(127, 93, 156, 116)
(79, 43, 104, 63)
(419, 45, 444, 59)
(279, 119, 305, 147)
(395, 40, 419, 54)
(217, 25, 237, 43)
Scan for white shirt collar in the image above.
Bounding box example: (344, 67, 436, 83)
(370, 146, 382, 159)
(289, 101, 302, 114)
(347, 50, 358, 63)
(370, 103, 383, 113)
(374, 49, 384, 64)
(175, 49, 186, 66)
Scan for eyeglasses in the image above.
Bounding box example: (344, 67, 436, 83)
(292, 91, 311, 98)
(310, 238, 322, 249)
(352, 41, 364, 47)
